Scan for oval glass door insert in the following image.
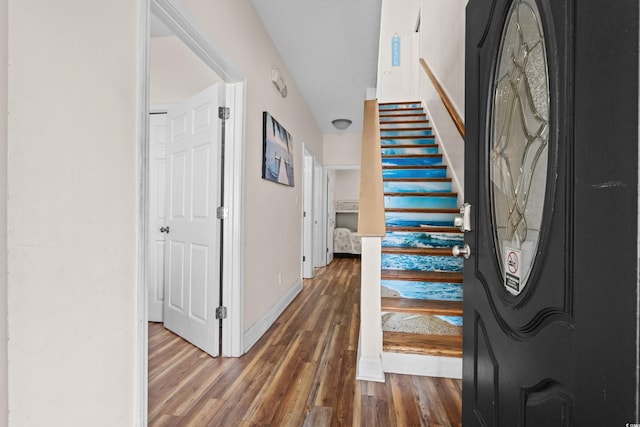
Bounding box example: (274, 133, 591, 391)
(490, 0, 550, 296)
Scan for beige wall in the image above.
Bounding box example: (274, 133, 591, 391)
(333, 169, 360, 201)
(180, 0, 323, 332)
(150, 35, 224, 105)
(7, 1, 138, 425)
(420, 0, 465, 116)
(377, 0, 419, 102)
(323, 132, 362, 166)
(418, 0, 466, 201)
(0, 0, 7, 424)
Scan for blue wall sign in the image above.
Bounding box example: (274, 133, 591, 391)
(391, 34, 401, 67)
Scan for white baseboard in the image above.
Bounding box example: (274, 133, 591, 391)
(242, 279, 302, 353)
(382, 352, 462, 379)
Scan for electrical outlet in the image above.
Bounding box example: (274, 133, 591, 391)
(278, 273, 282, 286)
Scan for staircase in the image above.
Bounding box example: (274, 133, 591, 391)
(377, 101, 464, 372)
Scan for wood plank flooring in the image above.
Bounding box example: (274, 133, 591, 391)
(148, 257, 462, 426)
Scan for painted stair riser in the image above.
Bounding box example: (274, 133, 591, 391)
(382, 313, 463, 330)
(381, 137, 435, 145)
(382, 231, 463, 248)
(382, 157, 442, 167)
(383, 181, 451, 193)
(385, 212, 457, 227)
(384, 195, 457, 209)
(383, 168, 447, 179)
(379, 103, 421, 110)
(382, 280, 463, 301)
(382, 254, 463, 273)
(380, 122, 431, 129)
(379, 110, 424, 117)
(381, 130, 433, 137)
(380, 116, 427, 123)
(381, 146, 439, 155)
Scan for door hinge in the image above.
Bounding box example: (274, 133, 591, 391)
(215, 306, 227, 320)
(303, 255, 306, 262)
(216, 206, 229, 220)
(218, 107, 230, 120)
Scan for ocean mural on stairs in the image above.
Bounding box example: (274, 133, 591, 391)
(378, 101, 464, 341)
(382, 167, 447, 179)
(385, 211, 457, 227)
(382, 231, 463, 248)
(381, 280, 463, 301)
(380, 137, 434, 145)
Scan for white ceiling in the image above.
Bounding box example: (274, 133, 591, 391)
(251, 0, 382, 134)
(151, 1, 383, 134)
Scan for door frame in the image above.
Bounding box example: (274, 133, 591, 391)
(137, 0, 246, 424)
(302, 147, 315, 278)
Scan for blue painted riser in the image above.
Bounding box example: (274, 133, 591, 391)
(382, 157, 442, 167)
(382, 254, 463, 272)
(381, 130, 433, 137)
(381, 146, 439, 155)
(384, 195, 457, 209)
(381, 280, 463, 301)
(382, 231, 463, 248)
(381, 137, 434, 145)
(382, 168, 447, 179)
(385, 212, 457, 227)
(383, 181, 451, 193)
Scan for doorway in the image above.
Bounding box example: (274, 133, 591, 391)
(140, 0, 246, 424)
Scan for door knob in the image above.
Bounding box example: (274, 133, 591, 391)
(160, 226, 170, 234)
(452, 244, 471, 259)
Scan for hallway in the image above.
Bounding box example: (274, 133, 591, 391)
(148, 258, 462, 426)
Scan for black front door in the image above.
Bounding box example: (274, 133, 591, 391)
(463, 0, 639, 425)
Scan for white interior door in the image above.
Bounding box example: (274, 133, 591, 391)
(147, 113, 168, 322)
(326, 171, 335, 265)
(163, 84, 222, 357)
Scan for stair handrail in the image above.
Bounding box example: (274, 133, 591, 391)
(357, 99, 386, 237)
(419, 58, 465, 139)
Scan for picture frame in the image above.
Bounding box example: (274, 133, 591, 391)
(262, 112, 294, 187)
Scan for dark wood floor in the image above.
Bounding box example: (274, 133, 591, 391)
(148, 257, 462, 426)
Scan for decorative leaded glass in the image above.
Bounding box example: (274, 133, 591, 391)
(490, 0, 549, 296)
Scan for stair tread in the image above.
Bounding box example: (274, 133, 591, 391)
(380, 135, 432, 139)
(383, 177, 451, 182)
(385, 207, 458, 213)
(380, 113, 425, 117)
(383, 165, 446, 170)
(381, 143, 438, 148)
(384, 192, 457, 197)
(382, 247, 455, 256)
(381, 297, 463, 315)
(380, 120, 430, 125)
(380, 126, 432, 131)
(386, 226, 461, 233)
(381, 269, 463, 283)
(379, 101, 421, 105)
(382, 153, 441, 159)
(383, 331, 462, 358)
